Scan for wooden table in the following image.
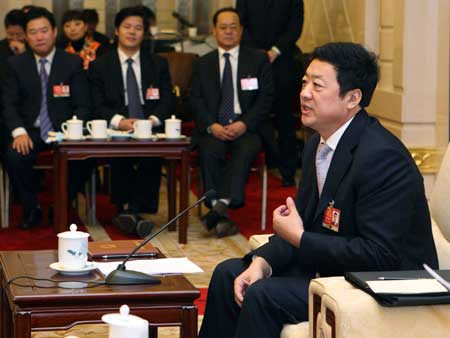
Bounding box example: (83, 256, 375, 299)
(0, 250, 200, 338)
(53, 138, 191, 243)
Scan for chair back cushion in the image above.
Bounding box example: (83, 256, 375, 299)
(430, 143, 450, 243)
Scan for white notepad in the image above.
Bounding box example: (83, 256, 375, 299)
(366, 279, 448, 294)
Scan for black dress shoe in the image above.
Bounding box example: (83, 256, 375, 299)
(20, 207, 43, 230)
(216, 218, 239, 238)
(136, 219, 155, 239)
(200, 210, 222, 231)
(112, 213, 139, 234)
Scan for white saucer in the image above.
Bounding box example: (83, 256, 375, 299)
(107, 129, 132, 139)
(63, 135, 86, 141)
(49, 262, 97, 276)
(155, 133, 186, 140)
(131, 134, 155, 140)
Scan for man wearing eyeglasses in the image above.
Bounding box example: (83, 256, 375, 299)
(0, 9, 27, 59)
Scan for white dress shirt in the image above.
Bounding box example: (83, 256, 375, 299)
(218, 45, 242, 115)
(318, 116, 355, 164)
(111, 48, 161, 129)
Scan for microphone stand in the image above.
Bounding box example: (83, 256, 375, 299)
(105, 190, 215, 285)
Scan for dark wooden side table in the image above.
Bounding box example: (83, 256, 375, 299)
(0, 250, 200, 338)
(53, 138, 191, 243)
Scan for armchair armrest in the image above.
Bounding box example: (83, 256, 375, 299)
(316, 277, 450, 338)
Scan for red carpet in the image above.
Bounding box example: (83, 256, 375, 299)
(0, 169, 297, 248)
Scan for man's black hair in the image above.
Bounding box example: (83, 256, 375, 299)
(82, 9, 99, 25)
(311, 42, 379, 108)
(135, 5, 156, 23)
(62, 10, 85, 26)
(4, 9, 25, 29)
(24, 6, 56, 30)
(114, 6, 149, 33)
(212, 7, 241, 26)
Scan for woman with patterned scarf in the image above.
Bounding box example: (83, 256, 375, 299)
(58, 9, 109, 70)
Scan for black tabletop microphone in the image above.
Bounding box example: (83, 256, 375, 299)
(105, 190, 216, 285)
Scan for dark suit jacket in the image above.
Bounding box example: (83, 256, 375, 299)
(236, 0, 304, 56)
(0, 39, 14, 60)
(1, 49, 90, 134)
(190, 46, 274, 144)
(252, 110, 438, 275)
(88, 49, 175, 124)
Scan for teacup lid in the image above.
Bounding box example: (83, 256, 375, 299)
(67, 115, 83, 123)
(165, 115, 180, 122)
(57, 224, 90, 239)
(102, 305, 149, 328)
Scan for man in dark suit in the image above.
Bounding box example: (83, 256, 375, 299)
(0, 9, 27, 60)
(89, 6, 175, 238)
(190, 8, 274, 237)
(1, 7, 91, 229)
(198, 42, 438, 338)
(236, 0, 304, 187)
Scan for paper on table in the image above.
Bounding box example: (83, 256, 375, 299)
(367, 279, 448, 294)
(93, 257, 203, 276)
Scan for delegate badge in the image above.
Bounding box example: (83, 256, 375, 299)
(322, 200, 340, 232)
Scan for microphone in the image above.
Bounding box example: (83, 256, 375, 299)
(105, 190, 216, 285)
(172, 11, 193, 28)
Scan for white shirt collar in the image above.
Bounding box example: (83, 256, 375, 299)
(34, 47, 56, 65)
(218, 45, 239, 59)
(117, 47, 140, 65)
(320, 116, 355, 150)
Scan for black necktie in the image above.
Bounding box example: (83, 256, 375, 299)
(126, 58, 143, 119)
(218, 52, 235, 125)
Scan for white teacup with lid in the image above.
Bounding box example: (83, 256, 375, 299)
(57, 224, 90, 269)
(165, 115, 181, 138)
(102, 304, 149, 338)
(61, 115, 84, 140)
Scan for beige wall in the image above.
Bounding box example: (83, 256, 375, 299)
(298, 0, 449, 194)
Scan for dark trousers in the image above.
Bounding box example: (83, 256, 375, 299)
(272, 56, 299, 180)
(110, 157, 162, 213)
(198, 132, 261, 208)
(3, 129, 92, 213)
(198, 258, 312, 338)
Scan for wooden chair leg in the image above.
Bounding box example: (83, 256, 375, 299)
(149, 326, 158, 338)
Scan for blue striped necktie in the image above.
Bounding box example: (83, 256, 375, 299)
(218, 52, 235, 125)
(39, 58, 54, 141)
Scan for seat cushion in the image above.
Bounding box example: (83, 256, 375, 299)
(430, 144, 450, 242)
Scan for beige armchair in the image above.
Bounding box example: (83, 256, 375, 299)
(250, 143, 450, 338)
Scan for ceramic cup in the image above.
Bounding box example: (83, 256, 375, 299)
(188, 27, 197, 38)
(165, 115, 181, 138)
(102, 305, 149, 338)
(134, 120, 152, 139)
(150, 26, 158, 36)
(87, 119, 107, 139)
(57, 224, 90, 269)
(61, 116, 83, 140)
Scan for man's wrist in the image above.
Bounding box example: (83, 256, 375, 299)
(206, 125, 212, 134)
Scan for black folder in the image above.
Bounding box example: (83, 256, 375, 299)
(344, 270, 450, 307)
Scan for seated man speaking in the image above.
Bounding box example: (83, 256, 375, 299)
(190, 7, 274, 237)
(198, 42, 438, 338)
